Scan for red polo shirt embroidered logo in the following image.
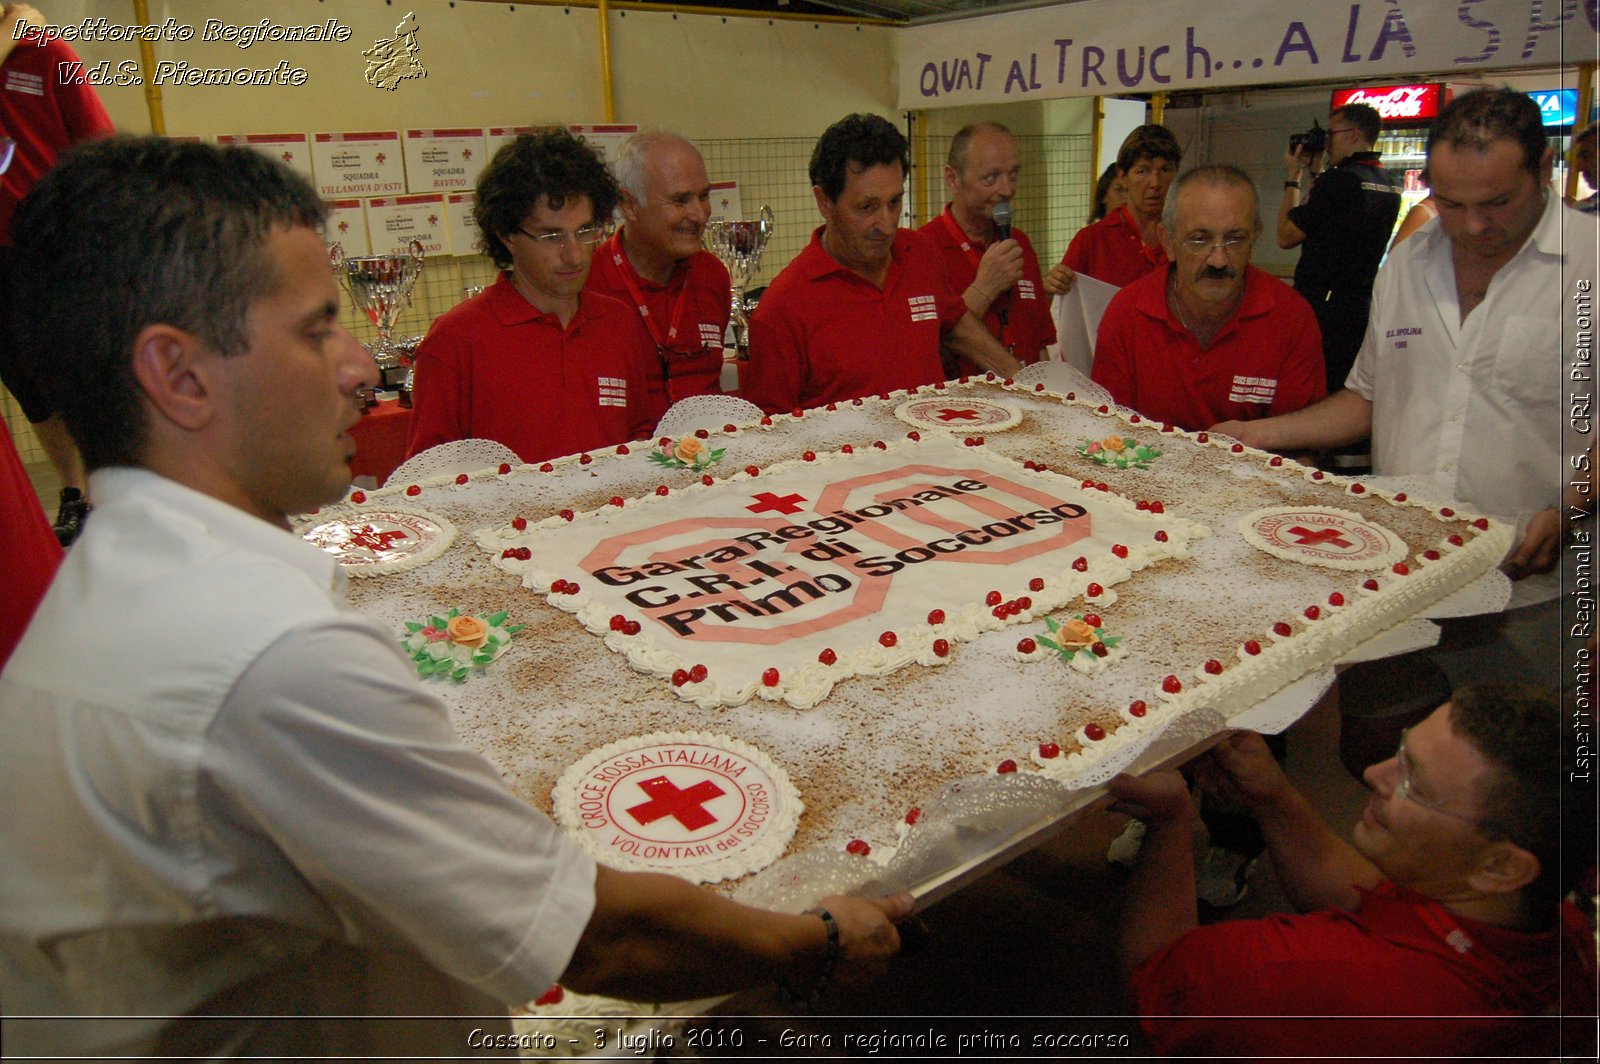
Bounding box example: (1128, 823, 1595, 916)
(698, 322, 723, 349)
(1228, 374, 1278, 405)
(598, 376, 628, 408)
(1017, 279, 1037, 301)
(908, 294, 938, 322)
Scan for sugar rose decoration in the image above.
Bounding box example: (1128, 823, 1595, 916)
(649, 435, 726, 471)
(402, 607, 520, 681)
(1079, 436, 1161, 470)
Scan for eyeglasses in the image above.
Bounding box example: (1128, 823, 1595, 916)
(1177, 234, 1254, 256)
(1393, 729, 1484, 826)
(517, 224, 608, 249)
(1326, 127, 1357, 140)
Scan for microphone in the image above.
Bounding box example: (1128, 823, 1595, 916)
(991, 200, 1012, 241)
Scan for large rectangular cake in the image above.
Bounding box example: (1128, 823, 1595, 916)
(337, 378, 1509, 881)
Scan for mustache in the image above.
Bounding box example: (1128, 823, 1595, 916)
(1196, 264, 1238, 281)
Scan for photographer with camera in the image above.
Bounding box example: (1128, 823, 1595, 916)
(1278, 104, 1402, 403)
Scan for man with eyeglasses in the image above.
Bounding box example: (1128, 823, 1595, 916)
(1089, 165, 1326, 432)
(920, 122, 1055, 373)
(405, 129, 657, 464)
(1107, 685, 1595, 1056)
(587, 133, 730, 424)
(1278, 102, 1402, 397)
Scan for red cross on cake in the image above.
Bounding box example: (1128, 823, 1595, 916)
(894, 396, 1022, 433)
(1239, 506, 1408, 571)
(298, 508, 457, 577)
(553, 732, 802, 884)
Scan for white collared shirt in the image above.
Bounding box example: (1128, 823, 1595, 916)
(0, 469, 595, 1056)
(1347, 192, 1596, 606)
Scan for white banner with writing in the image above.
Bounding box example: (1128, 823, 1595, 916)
(896, 0, 1593, 109)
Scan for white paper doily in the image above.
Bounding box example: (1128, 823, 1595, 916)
(384, 438, 519, 487)
(654, 395, 764, 440)
(296, 507, 456, 577)
(1013, 360, 1114, 407)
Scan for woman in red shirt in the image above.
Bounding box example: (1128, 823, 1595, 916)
(1046, 124, 1182, 293)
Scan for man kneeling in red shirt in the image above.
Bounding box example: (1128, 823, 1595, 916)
(1110, 685, 1596, 1058)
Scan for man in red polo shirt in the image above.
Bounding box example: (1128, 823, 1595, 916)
(1091, 165, 1324, 432)
(1110, 685, 1596, 1057)
(586, 132, 730, 426)
(921, 122, 1055, 374)
(406, 130, 656, 464)
(0, 4, 114, 543)
(1045, 125, 1181, 295)
(743, 114, 1022, 414)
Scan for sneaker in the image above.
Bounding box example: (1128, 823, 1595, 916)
(1196, 845, 1259, 908)
(53, 487, 90, 547)
(1106, 819, 1147, 867)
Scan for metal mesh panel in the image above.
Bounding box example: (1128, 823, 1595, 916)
(696, 136, 823, 292)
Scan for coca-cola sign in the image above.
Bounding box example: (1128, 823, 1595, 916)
(1331, 84, 1446, 123)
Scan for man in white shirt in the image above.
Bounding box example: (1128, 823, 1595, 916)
(0, 136, 909, 1058)
(1214, 88, 1595, 685)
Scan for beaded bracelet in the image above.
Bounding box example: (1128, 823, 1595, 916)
(778, 907, 839, 1008)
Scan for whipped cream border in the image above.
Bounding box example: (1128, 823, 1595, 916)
(551, 730, 802, 885)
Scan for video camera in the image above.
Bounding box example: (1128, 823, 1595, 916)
(1289, 120, 1327, 158)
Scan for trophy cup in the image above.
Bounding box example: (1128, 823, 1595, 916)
(329, 239, 426, 396)
(703, 205, 774, 358)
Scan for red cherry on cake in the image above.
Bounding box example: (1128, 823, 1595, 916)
(1273, 621, 1292, 637)
(873, 440, 887, 450)
(1447, 534, 1464, 546)
(405, 484, 421, 497)
(564, 581, 580, 593)
(760, 416, 773, 426)
(1084, 723, 1106, 741)
(1269, 456, 1283, 467)
(609, 496, 625, 508)
(498, 462, 512, 474)
(1091, 642, 1108, 657)
(688, 663, 708, 683)
(1083, 613, 1102, 628)
(609, 614, 626, 631)
(1017, 596, 1032, 611)
(1029, 577, 1045, 592)
(1017, 637, 1037, 654)
(671, 669, 689, 687)
(535, 985, 565, 1007)
(1439, 507, 1454, 517)
(791, 408, 805, 419)
(1230, 443, 1244, 453)
(932, 639, 950, 657)
(1304, 605, 1321, 620)
(622, 620, 641, 636)
(512, 516, 527, 530)
(559, 509, 574, 521)
(1112, 544, 1129, 558)
(349, 490, 366, 503)
(549, 579, 568, 594)
(907, 431, 921, 441)
(819, 648, 837, 666)
(724, 424, 738, 433)
(579, 453, 593, 465)
(927, 609, 945, 625)
(1393, 492, 1407, 502)
(1195, 432, 1209, 443)
(500, 548, 517, 559)
(905, 807, 922, 824)
(1244, 640, 1262, 655)
(655, 485, 669, 496)
(845, 839, 871, 856)
(879, 631, 898, 648)
(1072, 556, 1088, 572)
(985, 590, 1002, 606)
(616, 445, 630, 456)
(1392, 562, 1410, 575)
(1129, 414, 1141, 423)
(744, 465, 759, 477)
(1350, 483, 1365, 494)
(1363, 578, 1380, 591)
(762, 668, 780, 688)
(1153, 530, 1169, 542)
(1471, 518, 1489, 530)
(701, 474, 714, 486)
(840, 444, 853, 454)
(1095, 481, 1108, 492)
(1310, 470, 1324, 480)
(1162, 675, 1182, 694)
(1038, 741, 1061, 759)
(802, 451, 816, 462)
(694, 428, 710, 439)
(1086, 582, 1104, 597)
(996, 759, 1018, 774)
(1128, 699, 1147, 717)
(1328, 592, 1345, 606)
(1204, 659, 1223, 674)
(540, 462, 554, 473)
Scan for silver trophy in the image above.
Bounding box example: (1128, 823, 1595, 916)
(329, 238, 426, 391)
(703, 205, 774, 358)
